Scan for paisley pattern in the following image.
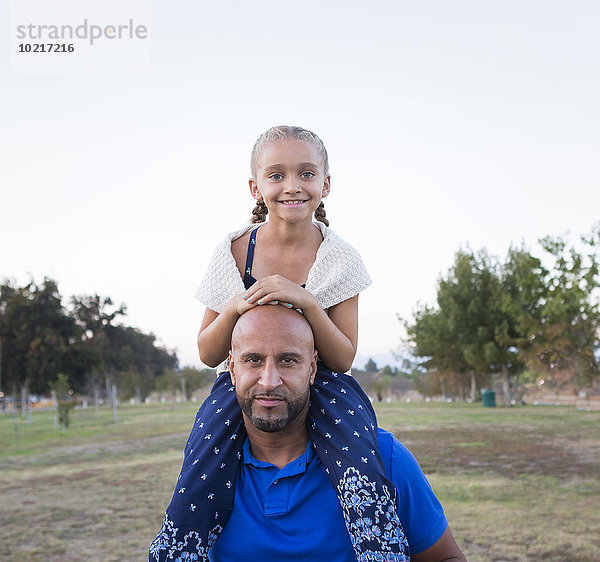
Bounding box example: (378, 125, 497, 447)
(149, 366, 408, 561)
(338, 467, 410, 561)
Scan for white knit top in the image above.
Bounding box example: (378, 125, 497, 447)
(195, 222, 371, 312)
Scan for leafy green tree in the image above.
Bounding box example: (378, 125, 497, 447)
(496, 246, 548, 403)
(364, 358, 378, 372)
(69, 295, 126, 406)
(156, 367, 213, 401)
(527, 231, 600, 391)
(51, 373, 74, 433)
(179, 367, 213, 400)
(0, 279, 78, 402)
(405, 225, 600, 404)
(371, 372, 390, 402)
(70, 296, 178, 402)
(407, 250, 499, 400)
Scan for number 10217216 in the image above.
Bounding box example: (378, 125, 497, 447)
(18, 43, 75, 53)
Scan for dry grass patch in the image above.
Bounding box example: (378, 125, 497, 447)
(1, 401, 599, 561)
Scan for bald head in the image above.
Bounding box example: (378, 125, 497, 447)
(231, 305, 315, 354)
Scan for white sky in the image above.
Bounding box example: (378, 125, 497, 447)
(1, 1, 599, 369)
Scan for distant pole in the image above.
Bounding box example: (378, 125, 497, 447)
(11, 398, 19, 449)
(180, 375, 186, 402)
(52, 390, 58, 429)
(112, 383, 117, 422)
(94, 385, 99, 417)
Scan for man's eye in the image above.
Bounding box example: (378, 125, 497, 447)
(281, 357, 297, 365)
(245, 357, 262, 364)
(269, 173, 283, 181)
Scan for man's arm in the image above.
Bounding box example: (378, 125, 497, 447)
(411, 525, 466, 562)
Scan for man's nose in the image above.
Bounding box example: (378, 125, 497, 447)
(258, 360, 282, 391)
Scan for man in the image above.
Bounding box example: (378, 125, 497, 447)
(208, 305, 465, 561)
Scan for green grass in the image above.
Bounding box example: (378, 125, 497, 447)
(1, 401, 599, 561)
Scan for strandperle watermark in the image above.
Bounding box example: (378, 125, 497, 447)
(16, 18, 148, 46)
(10, 0, 151, 74)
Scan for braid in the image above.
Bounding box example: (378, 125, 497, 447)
(314, 201, 329, 227)
(251, 199, 268, 223)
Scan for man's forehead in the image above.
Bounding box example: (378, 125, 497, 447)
(232, 307, 315, 350)
(235, 330, 311, 353)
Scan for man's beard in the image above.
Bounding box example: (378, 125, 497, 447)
(236, 388, 310, 432)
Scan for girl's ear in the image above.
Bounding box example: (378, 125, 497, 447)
(249, 178, 262, 200)
(321, 174, 331, 199)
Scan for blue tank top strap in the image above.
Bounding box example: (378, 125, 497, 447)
(243, 227, 259, 289)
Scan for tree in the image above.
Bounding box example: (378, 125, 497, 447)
(406, 250, 500, 401)
(404, 225, 600, 404)
(0, 279, 78, 404)
(70, 295, 178, 403)
(113, 326, 178, 401)
(157, 367, 213, 401)
(69, 294, 126, 404)
(496, 246, 548, 404)
(51, 373, 74, 433)
(0, 281, 180, 410)
(526, 231, 600, 391)
(364, 358, 378, 372)
(371, 372, 390, 402)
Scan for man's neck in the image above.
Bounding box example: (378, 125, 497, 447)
(243, 413, 310, 469)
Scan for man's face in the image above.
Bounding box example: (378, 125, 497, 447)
(229, 307, 317, 433)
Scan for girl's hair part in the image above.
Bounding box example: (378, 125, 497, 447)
(250, 125, 331, 225)
(314, 201, 329, 227)
(250, 125, 329, 179)
(251, 199, 268, 224)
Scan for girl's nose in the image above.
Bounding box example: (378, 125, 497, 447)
(283, 179, 301, 193)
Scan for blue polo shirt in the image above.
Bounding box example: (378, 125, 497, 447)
(209, 429, 447, 561)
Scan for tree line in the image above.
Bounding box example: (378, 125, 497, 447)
(0, 278, 212, 409)
(403, 226, 600, 405)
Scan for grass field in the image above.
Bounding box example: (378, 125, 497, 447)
(1, 400, 599, 561)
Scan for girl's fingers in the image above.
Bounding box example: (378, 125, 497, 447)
(255, 293, 280, 305)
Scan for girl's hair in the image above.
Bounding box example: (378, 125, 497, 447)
(250, 125, 330, 227)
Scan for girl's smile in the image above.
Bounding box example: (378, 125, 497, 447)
(279, 199, 308, 206)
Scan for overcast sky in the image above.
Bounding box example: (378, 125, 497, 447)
(1, 1, 599, 368)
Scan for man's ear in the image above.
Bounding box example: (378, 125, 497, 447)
(229, 351, 236, 386)
(309, 350, 318, 385)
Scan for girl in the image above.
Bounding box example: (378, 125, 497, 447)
(150, 126, 408, 561)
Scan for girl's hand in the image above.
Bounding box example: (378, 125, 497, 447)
(232, 293, 259, 316)
(241, 275, 318, 312)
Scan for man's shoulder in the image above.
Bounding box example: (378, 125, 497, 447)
(376, 427, 422, 480)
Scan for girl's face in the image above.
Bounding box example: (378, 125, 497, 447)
(249, 139, 330, 225)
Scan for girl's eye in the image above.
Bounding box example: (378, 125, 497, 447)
(269, 173, 283, 181)
(300, 171, 315, 179)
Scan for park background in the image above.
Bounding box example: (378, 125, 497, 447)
(1, 1, 600, 560)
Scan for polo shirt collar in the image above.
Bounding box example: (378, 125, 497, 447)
(242, 437, 316, 478)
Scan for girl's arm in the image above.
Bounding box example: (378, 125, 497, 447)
(241, 275, 358, 372)
(197, 295, 256, 367)
(303, 294, 358, 373)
